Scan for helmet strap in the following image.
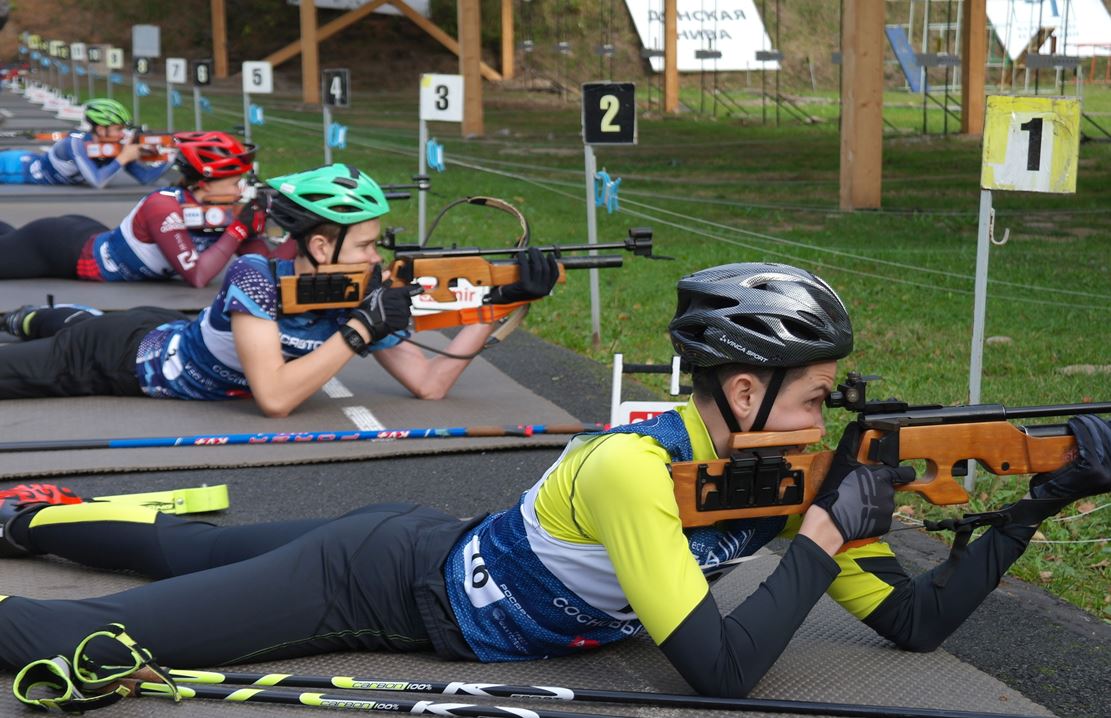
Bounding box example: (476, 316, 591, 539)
(749, 367, 787, 432)
(709, 368, 742, 434)
(329, 225, 349, 264)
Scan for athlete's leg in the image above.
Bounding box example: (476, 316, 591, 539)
(0, 309, 166, 399)
(0, 215, 108, 279)
(0, 504, 456, 670)
(3, 305, 102, 340)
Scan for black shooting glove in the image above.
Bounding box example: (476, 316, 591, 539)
(812, 421, 916, 542)
(1030, 415, 1111, 502)
(483, 247, 559, 305)
(347, 265, 415, 342)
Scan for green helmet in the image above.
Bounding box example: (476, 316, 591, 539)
(267, 164, 389, 232)
(84, 98, 132, 127)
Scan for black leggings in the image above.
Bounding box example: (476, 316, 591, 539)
(0, 307, 185, 399)
(0, 215, 108, 279)
(0, 502, 478, 670)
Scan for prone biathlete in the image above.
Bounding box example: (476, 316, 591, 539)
(0, 263, 1106, 696)
(0, 130, 282, 287)
(0, 163, 558, 415)
(0, 99, 171, 187)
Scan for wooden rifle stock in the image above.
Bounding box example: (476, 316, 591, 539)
(388, 256, 569, 303)
(670, 422, 1080, 528)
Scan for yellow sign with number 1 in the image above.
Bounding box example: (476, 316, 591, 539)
(981, 96, 1081, 194)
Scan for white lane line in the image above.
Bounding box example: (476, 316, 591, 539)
(343, 406, 384, 431)
(322, 378, 354, 398)
(0, 109, 12, 118)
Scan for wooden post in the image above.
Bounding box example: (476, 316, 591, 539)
(211, 0, 228, 79)
(961, 0, 987, 136)
(664, 0, 678, 113)
(459, 0, 484, 136)
(839, 0, 885, 210)
(501, 0, 514, 81)
(300, 0, 321, 105)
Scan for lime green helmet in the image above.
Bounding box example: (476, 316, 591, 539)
(267, 164, 391, 265)
(84, 98, 132, 127)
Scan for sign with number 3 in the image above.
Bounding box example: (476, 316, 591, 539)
(420, 74, 463, 123)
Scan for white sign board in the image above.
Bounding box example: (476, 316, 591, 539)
(131, 24, 161, 58)
(981, 96, 1080, 194)
(623, 0, 779, 72)
(70, 43, 86, 61)
(107, 48, 124, 70)
(166, 58, 187, 84)
(242, 61, 273, 94)
(420, 74, 463, 122)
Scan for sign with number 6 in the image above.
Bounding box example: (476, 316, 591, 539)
(980, 96, 1079, 194)
(581, 82, 637, 145)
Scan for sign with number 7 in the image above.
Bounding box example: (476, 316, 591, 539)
(981, 96, 1080, 194)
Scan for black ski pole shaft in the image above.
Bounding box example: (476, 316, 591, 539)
(165, 670, 1043, 718)
(138, 681, 636, 718)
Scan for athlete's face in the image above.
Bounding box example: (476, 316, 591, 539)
(752, 361, 838, 435)
(94, 124, 126, 142)
(326, 219, 384, 268)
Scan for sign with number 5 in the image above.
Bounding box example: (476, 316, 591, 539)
(981, 96, 1079, 194)
(241, 61, 273, 94)
(420, 74, 463, 123)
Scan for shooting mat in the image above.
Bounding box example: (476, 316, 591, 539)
(0, 548, 1054, 718)
(0, 333, 581, 478)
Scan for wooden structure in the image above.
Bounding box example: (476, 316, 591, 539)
(839, 0, 885, 210)
(961, 0, 987, 136)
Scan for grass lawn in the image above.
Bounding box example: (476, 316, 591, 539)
(71, 76, 1111, 618)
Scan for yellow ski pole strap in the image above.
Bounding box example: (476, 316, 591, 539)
(12, 655, 128, 713)
(12, 624, 179, 713)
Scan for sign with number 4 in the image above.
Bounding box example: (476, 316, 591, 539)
(981, 96, 1080, 194)
(581, 82, 637, 145)
(323, 69, 350, 108)
(242, 61, 273, 94)
(420, 74, 463, 123)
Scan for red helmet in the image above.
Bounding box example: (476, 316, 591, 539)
(172, 131, 256, 180)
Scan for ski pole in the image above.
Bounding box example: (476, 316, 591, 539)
(135, 681, 633, 718)
(163, 669, 1042, 718)
(0, 423, 604, 453)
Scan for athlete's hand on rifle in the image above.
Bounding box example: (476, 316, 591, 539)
(116, 141, 142, 166)
(482, 247, 559, 305)
(347, 264, 418, 342)
(1030, 415, 1111, 502)
(229, 198, 268, 240)
(812, 421, 916, 542)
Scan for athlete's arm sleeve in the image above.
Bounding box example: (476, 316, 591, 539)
(144, 194, 240, 287)
(573, 440, 840, 697)
(125, 159, 173, 185)
(830, 517, 1040, 652)
(69, 137, 121, 189)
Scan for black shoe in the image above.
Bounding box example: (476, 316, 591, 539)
(1, 304, 37, 339)
(0, 483, 83, 557)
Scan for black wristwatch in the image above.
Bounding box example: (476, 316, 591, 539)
(339, 324, 370, 357)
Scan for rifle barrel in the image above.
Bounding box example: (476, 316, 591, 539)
(863, 401, 1111, 428)
(399, 242, 631, 259)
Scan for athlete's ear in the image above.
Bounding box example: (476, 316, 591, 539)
(723, 370, 759, 428)
(307, 233, 332, 266)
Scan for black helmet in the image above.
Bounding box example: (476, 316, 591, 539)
(669, 263, 853, 369)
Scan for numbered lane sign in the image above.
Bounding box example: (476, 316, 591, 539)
(192, 59, 213, 87)
(323, 68, 350, 108)
(134, 57, 152, 76)
(107, 48, 124, 70)
(420, 74, 463, 123)
(87, 46, 103, 64)
(70, 43, 86, 61)
(166, 58, 187, 84)
(57, 44, 70, 60)
(981, 96, 1080, 194)
(242, 61, 273, 94)
(582, 82, 637, 145)
(48, 41, 62, 57)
